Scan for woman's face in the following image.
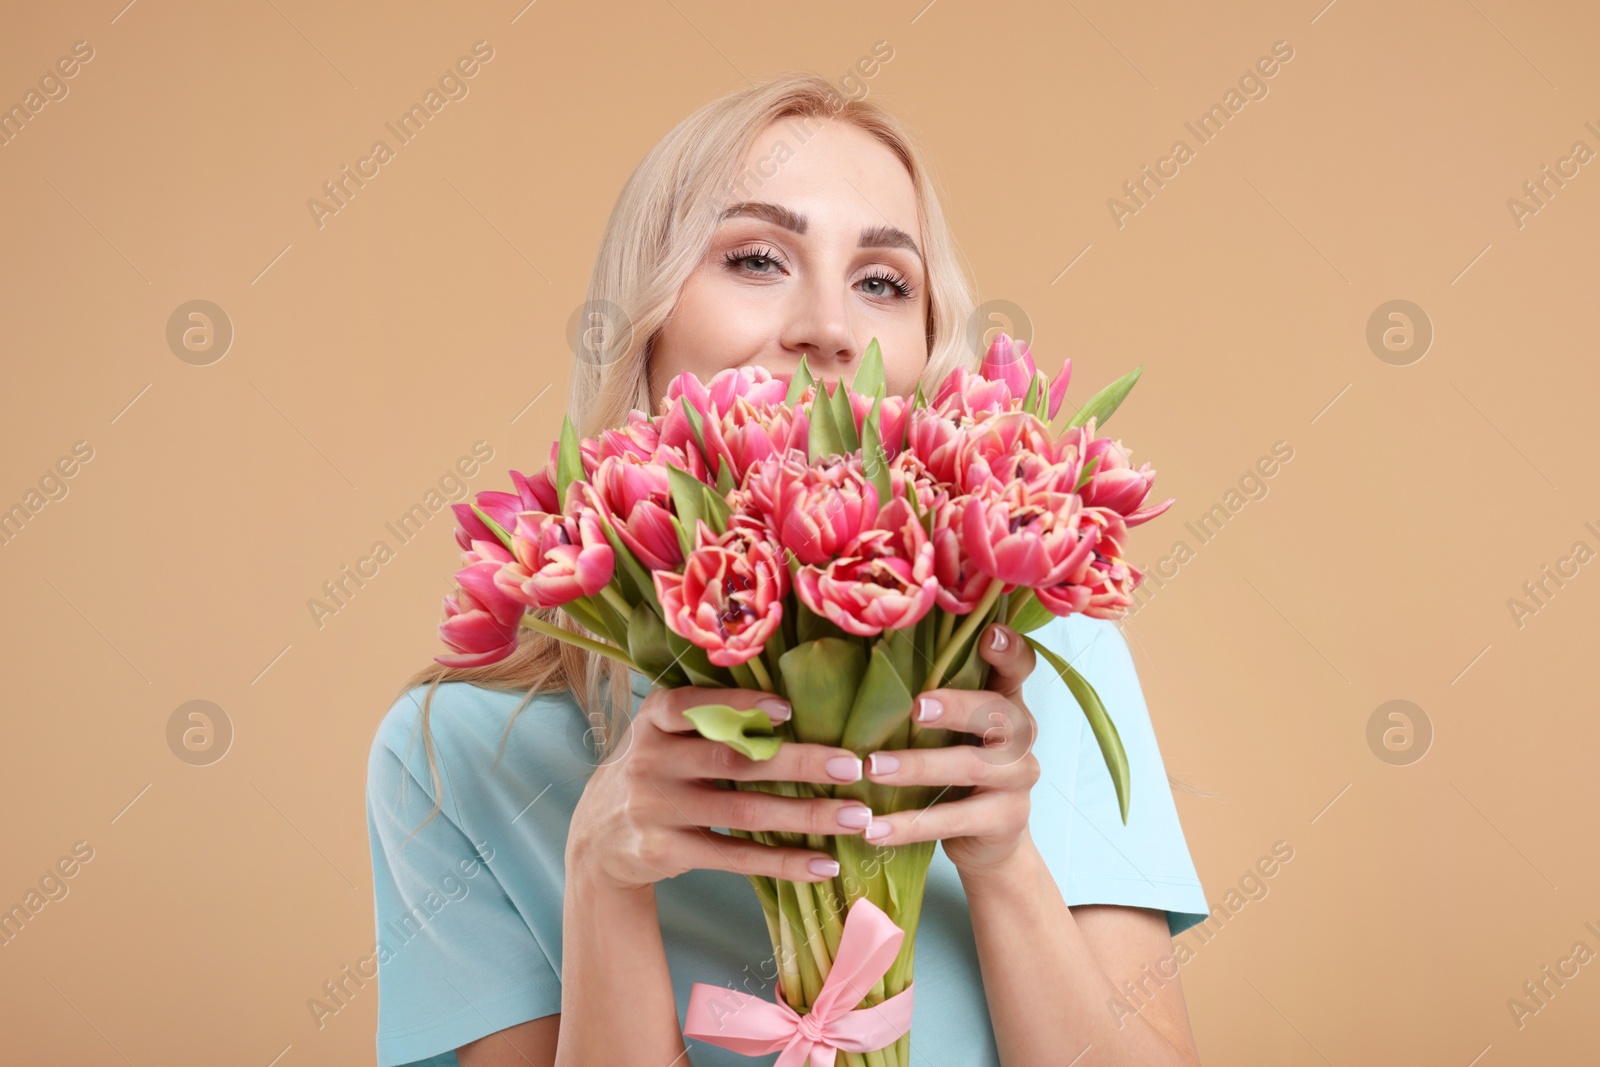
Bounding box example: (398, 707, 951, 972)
(647, 118, 931, 407)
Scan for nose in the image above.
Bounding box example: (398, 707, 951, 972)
(780, 272, 858, 376)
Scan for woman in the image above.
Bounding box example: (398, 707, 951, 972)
(366, 72, 1209, 1066)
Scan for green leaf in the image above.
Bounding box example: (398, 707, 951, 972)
(583, 593, 632, 648)
(700, 484, 731, 535)
(679, 395, 708, 452)
(911, 379, 928, 412)
(1025, 635, 1131, 824)
(714, 457, 736, 496)
(666, 629, 726, 688)
(1022, 372, 1042, 418)
(883, 624, 916, 691)
(860, 394, 891, 506)
(469, 503, 515, 552)
(559, 596, 611, 641)
(1008, 592, 1055, 635)
(778, 638, 866, 747)
(829, 375, 861, 454)
(1075, 452, 1103, 491)
(1065, 365, 1143, 432)
(668, 465, 707, 552)
(946, 632, 988, 690)
(851, 338, 886, 397)
(807, 382, 846, 462)
(841, 640, 915, 755)
(627, 602, 685, 686)
(596, 513, 659, 611)
(556, 415, 585, 510)
(785, 354, 816, 406)
(683, 703, 783, 761)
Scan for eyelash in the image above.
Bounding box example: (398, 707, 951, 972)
(722, 244, 917, 300)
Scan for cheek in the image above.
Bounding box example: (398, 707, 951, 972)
(882, 323, 930, 395)
(660, 272, 771, 376)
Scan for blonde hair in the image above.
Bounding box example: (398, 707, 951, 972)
(392, 71, 982, 840)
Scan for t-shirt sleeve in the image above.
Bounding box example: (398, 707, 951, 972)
(1023, 613, 1210, 938)
(365, 687, 563, 1067)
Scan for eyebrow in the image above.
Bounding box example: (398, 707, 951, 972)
(719, 200, 922, 259)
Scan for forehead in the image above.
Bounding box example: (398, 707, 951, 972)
(731, 118, 920, 237)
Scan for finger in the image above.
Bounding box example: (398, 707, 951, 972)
(856, 789, 1027, 848)
(911, 688, 1038, 758)
(674, 828, 844, 882)
(641, 686, 791, 734)
(977, 622, 1036, 699)
(675, 782, 876, 838)
(864, 741, 1039, 787)
(664, 733, 868, 787)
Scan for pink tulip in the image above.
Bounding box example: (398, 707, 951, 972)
(452, 468, 559, 550)
(597, 409, 660, 463)
(890, 450, 947, 516)
(929, 367, 1014, 421)
(707, 365, 790, 412)
(746, 451, 880, 566)
(665, 365, 789, 420)
(1077, 427, 1174, 528)
(904, 406, 972, 486)
(698, 396, 795, 485)
(930, 496, 990, 614)
(849, 391, 911, 457)
(435, 584, 522, 667)
(1035, 507, 1139, 618)
(978, 332, 1073, 421)
(494, 501, 615, 610)
(953, 410, 1070, 496)
(962, 481, 1100, 593)
(586, 462, 682, 572)
(654, 522, 786, 667)
(795, 498, 939, 636)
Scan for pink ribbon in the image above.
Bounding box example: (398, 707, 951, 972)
(684, 895, 916, 1067)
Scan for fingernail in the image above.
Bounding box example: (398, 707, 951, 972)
(757, 697, 791, 723)
(826, 755, 863, 782)
(837, 806, 874, 829)
(990, 626, 1009, 651)
(915, 696, 943, 723)
(864, 821, 891, 842)
(868, 752, 900, 775)
(808, 857, 841, 877)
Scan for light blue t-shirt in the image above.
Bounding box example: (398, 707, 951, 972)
(364, 612, 1208, 1066)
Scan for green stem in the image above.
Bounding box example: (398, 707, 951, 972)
(779, 878, 823, 1006)
(922, 579, 1004, 691)
(518, 614, 637, 669)
(746, 654, 774, 694)
(600, 584, 634, 622)
(791, 878, 834, 985)
(1006, 587, 1036, 626)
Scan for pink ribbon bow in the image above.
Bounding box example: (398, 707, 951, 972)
(684, 895, 916, 1067)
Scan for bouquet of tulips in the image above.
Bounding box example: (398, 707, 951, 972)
(434, 333, 1172, 1066)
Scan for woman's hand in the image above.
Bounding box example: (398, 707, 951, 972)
(567, 685, 876, 894)
(860, 622, 1041, 877)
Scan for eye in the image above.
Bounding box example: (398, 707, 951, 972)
(723, 244, 786, 276)
(859, 268, 915, 300)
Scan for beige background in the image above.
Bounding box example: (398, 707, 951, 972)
(2, 0, 1597, 1063)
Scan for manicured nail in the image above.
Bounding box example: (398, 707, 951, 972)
(837, 806, 874, 829)
(864, 821, 891, 842)
(757, 697, 791, 723)
(826, 755, 863, 782)
(868, 752, 900, 775)
(915, 696, 943, 723)
(990, 626, 1009, 651)
(809, 856, 841, 877)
